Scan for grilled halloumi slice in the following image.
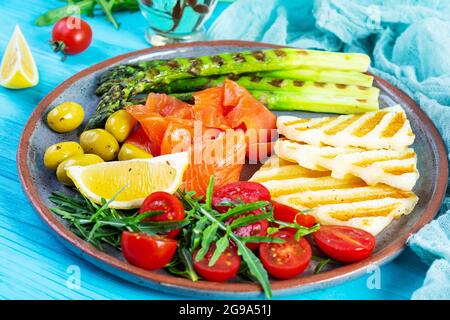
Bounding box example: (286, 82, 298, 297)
(277, 105, 415, 150)
(275, 139, 419, 191)
(250, 156, 419, 235)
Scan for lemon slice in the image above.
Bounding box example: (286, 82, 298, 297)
(67, 152, 189, 209)
(0, 25, 39, 89)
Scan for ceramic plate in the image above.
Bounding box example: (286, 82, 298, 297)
(17, 41, 448, 298)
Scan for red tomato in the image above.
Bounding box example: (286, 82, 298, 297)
(51, 16, 92, 55)
(193, 244, 241, 282)
(212, 181, 271, 212)
(121, 231, 177, 270)
(313, 225, 376, 263)
(139, 192, 185, 238)
(272, 201, 317, 228)
(259, 231, 312, 279)
(226, 215, 269, 250)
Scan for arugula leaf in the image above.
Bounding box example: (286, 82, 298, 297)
(204, 175, 214, 210)
(190, 216, 208, 251)
(134, 210, 165, 221)
(230, 212, 272, 229)
(220, 201, 270, 221)
(236, 241, 272, 299)
(208, 235, 229, 267)
(195, 223, 218, 262)
(239, 236, 284, 244)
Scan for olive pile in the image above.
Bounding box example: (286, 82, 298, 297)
(43, 102, 141, 185)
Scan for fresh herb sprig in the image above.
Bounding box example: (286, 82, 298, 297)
(35, 0, 140, 28)
(48, 191, 188, 250)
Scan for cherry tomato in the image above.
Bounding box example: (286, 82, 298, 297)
(140, 192, 185, 238)
(212, 181, 271, 212)
(193, 244, 241, 282)
(313, 225, 376, 263)
(272, 201, 316, 228)
(226, 215, 269, 250)
(121, 231, 177, 270)
(259, 231, 312, 279)
(51, 16, 92, 55)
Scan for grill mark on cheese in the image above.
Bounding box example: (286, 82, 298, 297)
(353, 151, 415, 167)
(324, 115, 363, 135)
(283, 118, 311, 126)
(383, 164, 416, 175)
(328, 203, 399, 221)
(252, 166, 329, 182)
(265, 177, 366, 197)
(294, 117, 335, 131)
(382, 112, 406, 137)
(352, 111, 387, 137)
(285, 186, 414, 208)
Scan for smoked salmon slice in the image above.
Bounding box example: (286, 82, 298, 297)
(146, 93, 194, 119)
(193, 87, 229, 129)
(182, 129, 246, 197)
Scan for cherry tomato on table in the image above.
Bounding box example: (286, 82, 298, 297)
(313, 225, 376, 263)
(193, 244, 241, 282)
(139, 191, 185, 238)
(51, 16, 92, 56)
(259, 231, 312, 279)
(121, 231, 177, 270)
(272, 201, 316, 228)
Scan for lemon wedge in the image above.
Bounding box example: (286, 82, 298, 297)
(67, 152, 189, 209)
(0, 25, 39, 89)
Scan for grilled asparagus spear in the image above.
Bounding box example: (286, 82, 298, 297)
(86, 48, 371, 129)
(250, 90, 378, 114)
(260, 69, 373, 87)
(163, 75, 379, 100)
(166, 90, 378, 114)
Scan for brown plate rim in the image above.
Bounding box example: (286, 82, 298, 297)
(17, 40, 449, 296)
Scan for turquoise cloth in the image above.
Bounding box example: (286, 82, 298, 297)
(208, 0, 450, 299)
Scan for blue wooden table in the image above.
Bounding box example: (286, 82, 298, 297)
(0, 0, 429, 300)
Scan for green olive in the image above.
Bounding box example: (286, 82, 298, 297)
(47, 102, 85, 133)
(118, 143, 153, 161)
(56, 154, 104, 185)
(105, 110, 137, 143)
(80, 129, 120, 161)
(43, 141, 84, 171)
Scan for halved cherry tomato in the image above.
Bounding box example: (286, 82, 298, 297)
(260, 231, 312, 279)
(313, 225, 376, 263)
(193, 244, 241, 282)
(272, 201, 317, 228)
(212, 181, 271, 213)
(121, 231, 177, 270)
(226, 214, 269, 250)
(139, 192, 185, 238)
